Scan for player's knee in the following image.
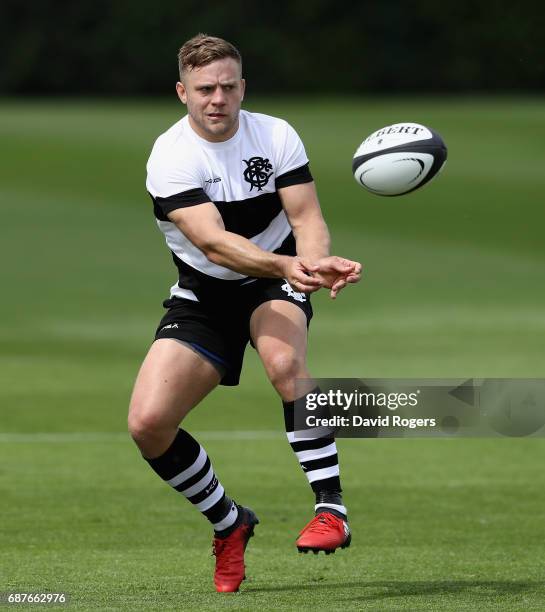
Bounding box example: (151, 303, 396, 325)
(127, 405, 165, 443)
(266, 351, 306, 390)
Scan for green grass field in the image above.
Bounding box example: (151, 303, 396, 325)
(1, 97, 545, 610)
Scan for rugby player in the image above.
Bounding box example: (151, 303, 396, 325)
(128, 33, 362, 592)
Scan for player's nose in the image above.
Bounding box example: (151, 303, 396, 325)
(211, 86, 226, 106)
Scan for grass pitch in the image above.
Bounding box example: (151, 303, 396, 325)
(1, 97, 545, 610)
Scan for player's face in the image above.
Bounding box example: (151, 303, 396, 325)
(176, 58, 245, 143)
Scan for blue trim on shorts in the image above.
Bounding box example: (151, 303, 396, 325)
(189, 342, 228, 368)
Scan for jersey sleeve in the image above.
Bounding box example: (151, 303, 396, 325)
(274, 120, 314, 189)
(146, 150, 210, 217)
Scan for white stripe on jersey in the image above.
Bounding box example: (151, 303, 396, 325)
(169, 284, 198, 301)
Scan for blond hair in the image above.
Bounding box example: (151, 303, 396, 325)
(178, 34, 242, 80)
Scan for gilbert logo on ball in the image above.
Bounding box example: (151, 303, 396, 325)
(352, 123, 447, 196)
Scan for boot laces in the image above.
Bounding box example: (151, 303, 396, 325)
(304, 513, 339, 535)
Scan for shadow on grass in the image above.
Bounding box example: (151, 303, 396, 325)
(248, 580, 543, 602)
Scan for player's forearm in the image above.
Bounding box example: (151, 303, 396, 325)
(293, 217, 331, 261)
(204, 230, 290, 278)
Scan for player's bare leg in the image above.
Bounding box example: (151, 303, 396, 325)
(128, 339, 258, 592)
(129, 338, 221, 457)
(250, 299, 311, 401)
(250, 300, 351, 554)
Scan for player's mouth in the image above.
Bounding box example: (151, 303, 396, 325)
(207, 113, 227, 120)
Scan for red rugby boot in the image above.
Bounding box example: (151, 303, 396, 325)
(212, 507, 259, 593)
(296, 512, 351, 555)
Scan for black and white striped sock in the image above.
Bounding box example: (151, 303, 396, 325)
(283, 397, 348, 519)
(145, 429, 239, 534)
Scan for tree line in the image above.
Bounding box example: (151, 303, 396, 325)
(1, 0, 543, 94)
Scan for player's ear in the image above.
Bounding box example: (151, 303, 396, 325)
(240, 78, 246, 102)
(176, 81, 188, 104)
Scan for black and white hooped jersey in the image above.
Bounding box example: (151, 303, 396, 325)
(146, 110, 313, 302)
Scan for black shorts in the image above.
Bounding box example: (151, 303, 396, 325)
(154, 278, 313, 386)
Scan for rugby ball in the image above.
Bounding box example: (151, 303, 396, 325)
(352, 122, 447, 196)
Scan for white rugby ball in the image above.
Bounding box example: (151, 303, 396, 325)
(352, 122, 447, 196)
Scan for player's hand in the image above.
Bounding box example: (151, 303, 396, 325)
(315, 256, 363, 299)
(284, 257, 323, 294)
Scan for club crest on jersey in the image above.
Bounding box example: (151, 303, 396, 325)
(243, 156, 273, 191)
(281, 281, 307, 302)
